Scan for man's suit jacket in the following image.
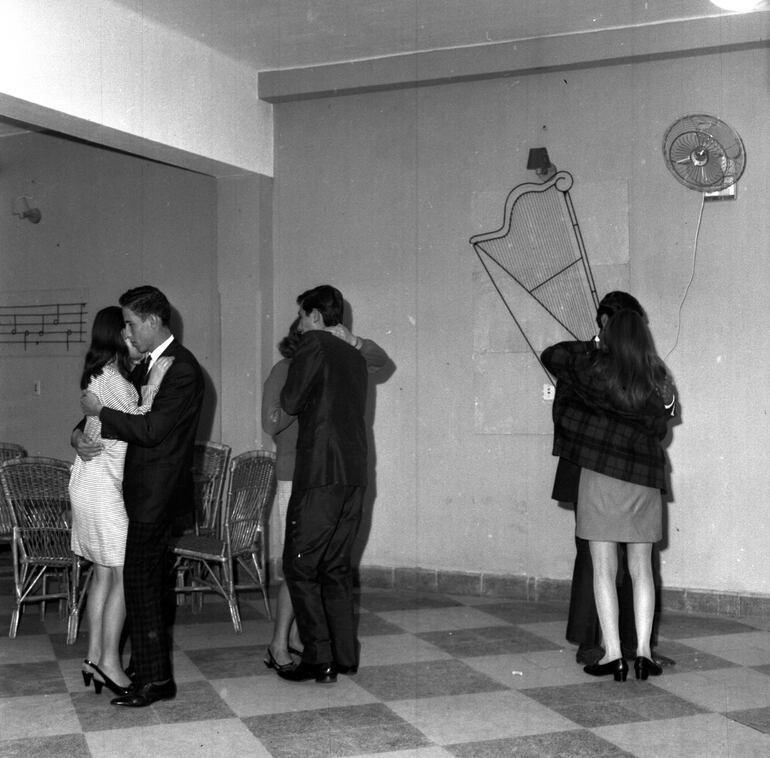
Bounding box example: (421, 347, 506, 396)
(280, 330, 368, 492)
(99, 339, 204, 523)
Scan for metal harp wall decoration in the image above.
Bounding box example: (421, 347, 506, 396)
(469, 171, 599, 377)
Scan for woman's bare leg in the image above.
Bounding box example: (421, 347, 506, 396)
(84, 564, 110, 668)
(626, 542, 655, 660)
(268, 581, 297, 666)
(589, 541, 621, 663)
(97, 565, 130, 688)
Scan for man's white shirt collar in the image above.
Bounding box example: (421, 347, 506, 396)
(147, 335, 174, 369)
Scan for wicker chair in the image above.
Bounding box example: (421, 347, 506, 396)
(0, 442, 27, 545)
(0, 456, 90, 642)
(172, 450, 276, 632)
(191, 441, 232, 537)
(174, 441, 232, 605)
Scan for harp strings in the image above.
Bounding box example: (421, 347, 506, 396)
(476, 188, 596, 339)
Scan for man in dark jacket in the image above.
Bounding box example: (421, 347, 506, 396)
(81, 285, 204, 706)
(277, 284, 368, 684)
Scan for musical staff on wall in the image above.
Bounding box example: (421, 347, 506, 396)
(0, 302, 87, 350)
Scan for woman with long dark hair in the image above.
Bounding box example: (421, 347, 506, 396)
(542, 305, 676, 682)
(69, 306, 173, 696)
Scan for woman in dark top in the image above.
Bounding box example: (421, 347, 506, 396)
(542, 307, 676, 682)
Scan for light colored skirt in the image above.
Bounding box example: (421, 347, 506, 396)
(576, 467, 661, 543)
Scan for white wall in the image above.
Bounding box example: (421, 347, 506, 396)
(0, 0, 273, 177)
(0, 132, 220, 460)
(271, 47, 770, 596)
(2, 3, 767, 599)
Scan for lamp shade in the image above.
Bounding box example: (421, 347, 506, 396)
(527, 147, 551, 171)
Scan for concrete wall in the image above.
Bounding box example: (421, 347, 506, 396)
(2, 2, 768, 601)
(0, 132, 221, 459)
(271, 46, 770, 596)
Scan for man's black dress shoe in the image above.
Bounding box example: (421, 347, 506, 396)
(576, 644, 603, 665)
(111, 679, 177, 707)
(277, 661, 337, 684)
(652, 652, 676, 667)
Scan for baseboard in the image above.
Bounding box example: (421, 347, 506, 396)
(268, 559, 770, 619)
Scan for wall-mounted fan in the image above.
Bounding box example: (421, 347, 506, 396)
(662, 114, 746, 192)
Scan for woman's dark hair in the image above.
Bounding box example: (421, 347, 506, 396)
(595, 290, 645, 329)
(278, 318, 302, 359)
(80, 306, 131, 390)
(594, 309, 668, 411)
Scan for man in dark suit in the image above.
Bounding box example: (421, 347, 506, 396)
(80, 285, 204, 706)
(276, 284, 368, 684)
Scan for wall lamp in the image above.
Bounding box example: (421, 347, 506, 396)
(12, 196, 42, 224)
(526, 147, 556, 181)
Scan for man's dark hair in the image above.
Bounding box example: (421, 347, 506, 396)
(119, 285, 172, 326)
(296, 284, 344, 327)
(596, 290, 645, 329)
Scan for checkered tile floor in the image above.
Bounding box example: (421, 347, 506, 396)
(2, 564, 770, 757)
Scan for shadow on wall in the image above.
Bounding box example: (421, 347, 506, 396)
(170, 305, 217, 442)
(342, 303, 397, 569)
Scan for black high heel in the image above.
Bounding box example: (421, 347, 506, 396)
(584, 657, 629, 682)
(84, 659, 132, 696)
(264, 647, 296, 673)
(288, 645, 304, 657)
(634, 656, 663, 680)
(81, 661, 94, 688)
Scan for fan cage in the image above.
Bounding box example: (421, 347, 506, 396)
(662, 114, 746, 192)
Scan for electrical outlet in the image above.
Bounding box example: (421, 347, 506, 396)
(542, 383, 555, 401)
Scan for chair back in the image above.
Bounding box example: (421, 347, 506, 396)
(0, 442, 27, 462)
(0, 443, 26, 540)
(0, 457, 72, 530)
(192, 441, 231, 536)
(224, 450, 276, 555)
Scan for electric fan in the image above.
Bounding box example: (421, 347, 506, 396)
(662, 114, 746, 192)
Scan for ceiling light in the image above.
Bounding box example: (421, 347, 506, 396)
(710, 0, 767, 11)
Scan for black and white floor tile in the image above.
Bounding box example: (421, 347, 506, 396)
(2, 564, 770, 757)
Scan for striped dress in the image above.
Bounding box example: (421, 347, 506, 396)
(69, 363, 158, 566)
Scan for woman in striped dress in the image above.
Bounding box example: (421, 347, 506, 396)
(69, 306, 173, 695)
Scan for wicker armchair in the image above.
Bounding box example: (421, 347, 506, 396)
(0, 456, 91, 642)
(172, 450, 276, 631)
(0, 442, 27, 544)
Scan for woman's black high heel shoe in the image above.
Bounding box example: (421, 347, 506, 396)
(81, 661, 94, 688)
(584, 657, 629, 682)
(264, 648, 296, 673)
(83, 659, 132, 696)
(634, 656, 663, 680)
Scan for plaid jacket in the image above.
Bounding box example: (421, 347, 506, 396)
(541, 340, 676, 492)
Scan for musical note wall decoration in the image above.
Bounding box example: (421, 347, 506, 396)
(0, 302, 87, 350)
